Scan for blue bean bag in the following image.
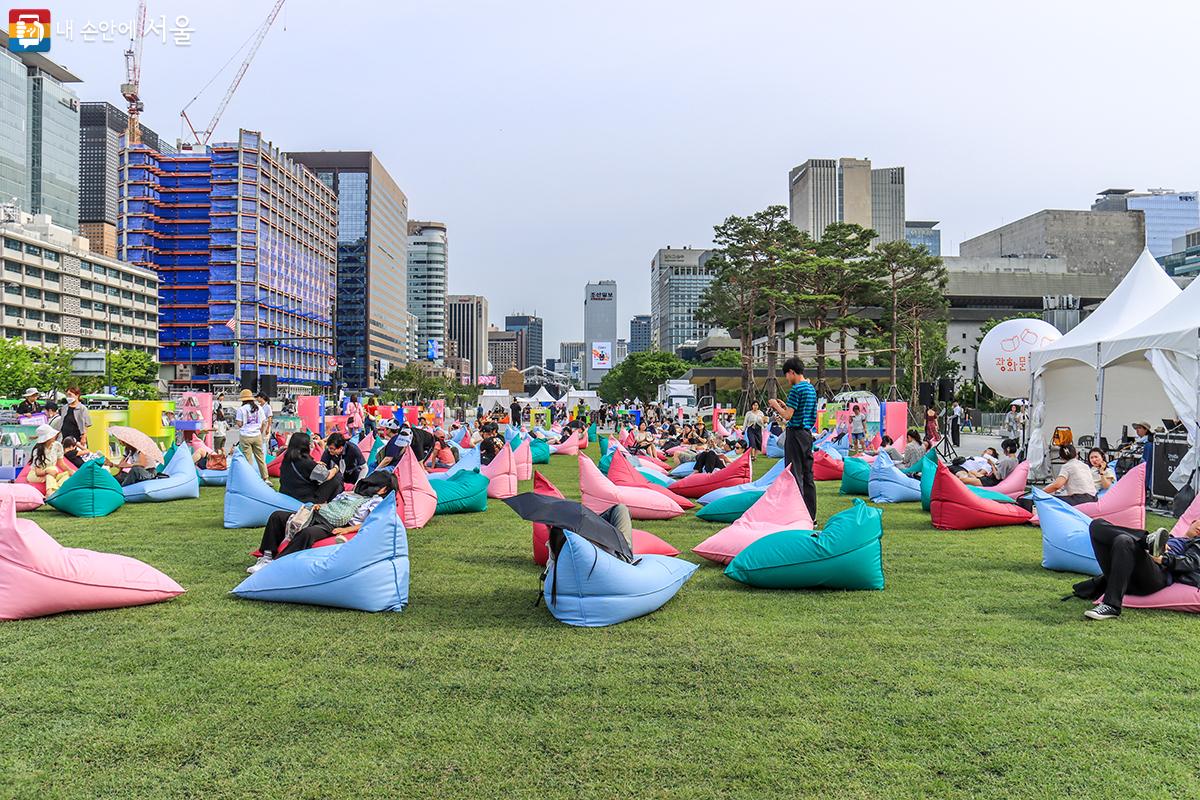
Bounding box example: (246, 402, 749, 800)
(124, 443, 201, 502)
(766, 433, 784, 459)
(544, 530, 697, 627)
(199, 468, 228, 486)
(428, 446, 481, 480)
(231, 497, 409, 612)
(724, 499, 885, 590)
(669, 460, 697, 478)
(698, 458, 787, 505)
(46, 460, 126, 518)
(868, 451, 922, 504)
(1033, 489, 1101, 576)
(223, 450, 302, 529)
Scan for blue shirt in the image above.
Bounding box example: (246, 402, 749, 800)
(785, 381, 817, 430)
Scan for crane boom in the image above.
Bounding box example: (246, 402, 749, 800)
(120, 0, 148, 144)
(181, 0, 287, 146)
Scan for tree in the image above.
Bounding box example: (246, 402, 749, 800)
(704, 349, 743, 368)
(597, 350, 689, 404)
(107, 349, 159, 399)
(813, 223, 879, 388)
(868, 240, 949, 403)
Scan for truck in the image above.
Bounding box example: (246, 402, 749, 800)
(657, 380, 698, 422)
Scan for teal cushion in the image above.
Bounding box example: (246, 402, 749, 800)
(598, 452, 613, 475)
(838, 457, 870, 496)
(695, 489, 763, 523)
(530, 438, 550, 464)
(432, 469, 489, 514)
(724, 499, 884, 590)
(47, 460, 126, 518)
(969, 486, 1017, 504)
(919, 451, 943, 511)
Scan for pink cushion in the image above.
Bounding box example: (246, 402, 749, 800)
(357, 433, 375, 459)
(994, 461, 1030, 499)
(577, 455, 684, 520)
(1068, 463, 1146, 530)
(481, 442, 518, 499)
(0, 498, 184, 621)
(394, 447, 437, 529)
(693, 471, 813, 564)
(1173, 491, 1200, 538)
(513, 437, 533, 481)
(0, 482, 46, 511)
(15, 460, 77, 496)
(607, 449, 695, 510)
(1102, 583, 1200, 614)
(551, 433, 581, 456)
(668, 450, 754, 499)
(931, 462, 1032, 530)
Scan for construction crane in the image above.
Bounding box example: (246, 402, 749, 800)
(180, 0, 287, 148)
(119, 0, 148, 144)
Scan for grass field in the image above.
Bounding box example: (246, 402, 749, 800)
(1, 450, 1196, 800)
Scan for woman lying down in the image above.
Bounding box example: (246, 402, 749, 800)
(247, 471, 397, 574)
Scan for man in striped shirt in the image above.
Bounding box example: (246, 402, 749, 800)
(768, 357, 818, 518)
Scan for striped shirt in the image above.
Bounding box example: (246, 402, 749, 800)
(785, 381, 817, 430)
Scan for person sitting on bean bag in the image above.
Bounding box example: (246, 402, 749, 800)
(425, 429, 458, 470)
(1018, 445, 1096, 511)
(30, 425, 66, 495)
(61, 436, 89, 469)
(478, 424, 503, 466)
(279, 432, 344, 504)
(1078, 518, 1200, 620)
(248, 471, 397, 573)
(693, 437, 728, 474)
(180, 429, 216, 469)
(320, 432, 366, 485)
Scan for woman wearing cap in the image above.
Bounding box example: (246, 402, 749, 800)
(29, 424, 66, 495)
(235, 388, 269, 480)
(16, 388, 41, 416)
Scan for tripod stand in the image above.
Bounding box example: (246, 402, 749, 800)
(937, 414, 960, 460)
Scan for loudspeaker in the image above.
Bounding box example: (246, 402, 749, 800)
(938, 378, 955, 403)
(240, 370, 258, 392)
(918, 382, 935, 407)
(259, 374, 278, 397)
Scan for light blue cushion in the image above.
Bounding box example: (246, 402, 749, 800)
(1034, 489, 1101, 575)
(698, 459, 787, 505)
(223, 450, 302, 529)
(669, 460, 697, 478)
(544, 531, 697, 627)
(868, 451, 922, 504)
(123, 443, 201, 502)
(231, 497, 409, 612)
(428, 446, 480, 480)
(766, 433, 785, 459)
(198, 468, 228, 486)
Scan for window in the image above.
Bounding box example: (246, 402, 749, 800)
(80, 261, 92, 272)
(23, 244, 41, 257)
(24, 287, 40, 300)
(44, 291, 59, 304)
(3, 238, 20, 252)
(44, 334, 59, 344)
(4, 305, 20, 317)
(25, 267, 41, 279)
(3, 285, 17, 297)
(25, 309, 41, 321)
(44, 312, 60, 324)
(44, 271, 58, 283)
(4, 261, 21, 274)
(80, 280, 92, 291)
(43, 250, 59, 263)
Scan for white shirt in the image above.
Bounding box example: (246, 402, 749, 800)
(236, 404, 264, 437)
(1057, 459, 1095, 496)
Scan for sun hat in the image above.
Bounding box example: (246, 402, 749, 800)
(34, 424, 58, 444)
(23, 387, 39, 398)
(1133, 421, 1152, 432)
(239, 388, 254, 402)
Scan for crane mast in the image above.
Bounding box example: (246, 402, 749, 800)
(119, 0, 148, 144)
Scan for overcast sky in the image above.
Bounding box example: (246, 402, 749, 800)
(48, 0, 1200, 355)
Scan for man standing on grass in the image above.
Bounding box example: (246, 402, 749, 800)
(769, 357, 817, 519)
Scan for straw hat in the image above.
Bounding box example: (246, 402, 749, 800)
(1133, 421, 1152, 433)
(34, 424, 58, 444)
(239, 388, 254, 402)
(23, 387, 39, 398)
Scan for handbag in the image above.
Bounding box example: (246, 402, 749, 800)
(206, 452, 228, 471)
(309, 462, 331, 482)
(280, 505, 315, 552)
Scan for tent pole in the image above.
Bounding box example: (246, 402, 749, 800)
(1094, 342, 1105, 445)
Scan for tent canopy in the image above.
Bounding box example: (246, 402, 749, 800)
(527, 386, 557, 404)
(1099, 269, 1200, 366)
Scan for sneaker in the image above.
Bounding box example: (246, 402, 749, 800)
(1146, 528, 1169, 558)
(1084, 603, 1121, 620)
(246, 553, 274, 574)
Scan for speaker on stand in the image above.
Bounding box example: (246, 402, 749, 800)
(918, 382, 935, 408)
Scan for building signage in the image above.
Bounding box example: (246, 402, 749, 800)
(589, 291, 614, 302)
(591, 341, 612, 369)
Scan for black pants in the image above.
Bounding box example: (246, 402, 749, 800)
(694, 451, 723, 473)
(1088, 520, 1169, 610)
(747, 425, 763, 451)
(784, 426, 817, 520)
(1018, 492, 1096, 512)
(260, 509, 336, 557)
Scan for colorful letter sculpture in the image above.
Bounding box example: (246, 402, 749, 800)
(0, 498, 184, 620)
(481, 443, 518, 499)
(693, 471, 813, 565)
(543, 530, 697, 627)
(577, 455, 684, 520)
(667, 450, 753, 499)
(724, 499, 884, 590)
(46, 460, 126, 518)
(813, 449, 845, 481)
(1032, 489, 1101, 575)
(432, 469, 489, 514)
(394, 448, 437, 529)
(607, 450, 694, 510)
(123, 443, 201, 502)
(223, 451, 302, 529)
(232, 498, 409, 612)
(868, 451, 922, 504)
(839, 457, 871, 496)
(929, 463, 1032, 530)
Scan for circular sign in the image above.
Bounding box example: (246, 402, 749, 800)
(327, 356, 338, 367)
(977, 318, 1061, 399)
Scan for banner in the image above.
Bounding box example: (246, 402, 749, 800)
(591, 341, 612, 369)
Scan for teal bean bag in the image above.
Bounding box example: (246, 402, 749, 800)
(900, 457, 925, 477)
(432, 469, 489, 514)
(157, 444, 176, 474)
(724, 499, 884, 590)
(530, 438, 550, 464)
(598, 452, 613, 475)
(695, 489, 764, 523)
(47, 460, 126, 518)
(919, 451, 942, 511)
(597, 434, 608, 453)
(971, 486, 1017, 504)
(588, 423, 597, 443)
(839, 457, 870, 496)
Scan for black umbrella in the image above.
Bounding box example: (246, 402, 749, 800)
(502, 493, 634, 563)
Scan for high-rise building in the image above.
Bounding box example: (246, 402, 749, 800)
(959, 209, 1145, 275)
(583, 280, 617, 388)
(78, 102, 174, 258)
(1, 37, 81, 230)
(788, 157, 905, 242)
(287, 151, 410, 388)
(1, 207, 158, 353)
(487, 326, 521, 375)
(406, 220, 448, 363)
(629, 314, 652, 353)
(119, 129, 337, 391)
(905, 220, 941, 256)
(1092, 188, 1200, 259)
(504, 313, 543, 370)
(559, 341, 584, 365)
(649, 247, 716, 354)
(615, 338, 629, 365)
(446, 294, 488, 384)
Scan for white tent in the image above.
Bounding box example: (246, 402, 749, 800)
(1027, 249, 1181, 476)
(1097, 272, 1200, 487)
(524, 386, 557, 405)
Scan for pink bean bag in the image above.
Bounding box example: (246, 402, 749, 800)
(394, 447, 437, 529)
(0, 482, 47, 511)
(1067, 463, 1147, 530)
(668, 449, 754, 499)
(481, 442, 518, 499)
(1172, 491, 1200, 537)
(551, 432, 582, 456)
(607, 450, 695, 510)
(930, 462, 1032, 531)
(513, 437, 533, 482)
(0, 498, 184, 620)
(357, 433, 375, 459)
(1103, 583, 1200, 614)
(813, 450, 844, 482)
(693, 471, 813, 565)
(15, 459, 78, 496)
(994, 461, 1030, 499)
(577, 455, 684, 520)
(867, 433, 882, 451)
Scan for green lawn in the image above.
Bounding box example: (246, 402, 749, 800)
(0, 452, 1195, 799)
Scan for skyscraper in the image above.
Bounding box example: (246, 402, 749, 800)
(446, 294, 489, 384)
(649, 247, 716, 353)
(1, 37, 81, 229)
(119, 129, 337, 390)
(629, 314, 652, 353)
(870, 167, 906, 244)
(788, 157, 905, 242)
(487, 326, 521, 374)
(407, 220, 448, 363)
(288, 151, 410, 388)
(583, 280, 617, 388)
(504, 313, 543, 370)
(1092, 188, 1200, 258)
(905, 220, 941, 256)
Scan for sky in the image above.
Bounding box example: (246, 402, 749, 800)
(45, 0, 1200, 357)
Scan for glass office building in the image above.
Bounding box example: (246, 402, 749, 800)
(904, 220, 941, 256)
(649, 247, 716, 353)
(408, 221, 448, 364)
(1093, 189, 1200, 259)
(504, 313, 543, 370)
(629, 314, 652, 353)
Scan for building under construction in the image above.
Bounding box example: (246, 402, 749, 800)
(118, 129, 337, 392)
